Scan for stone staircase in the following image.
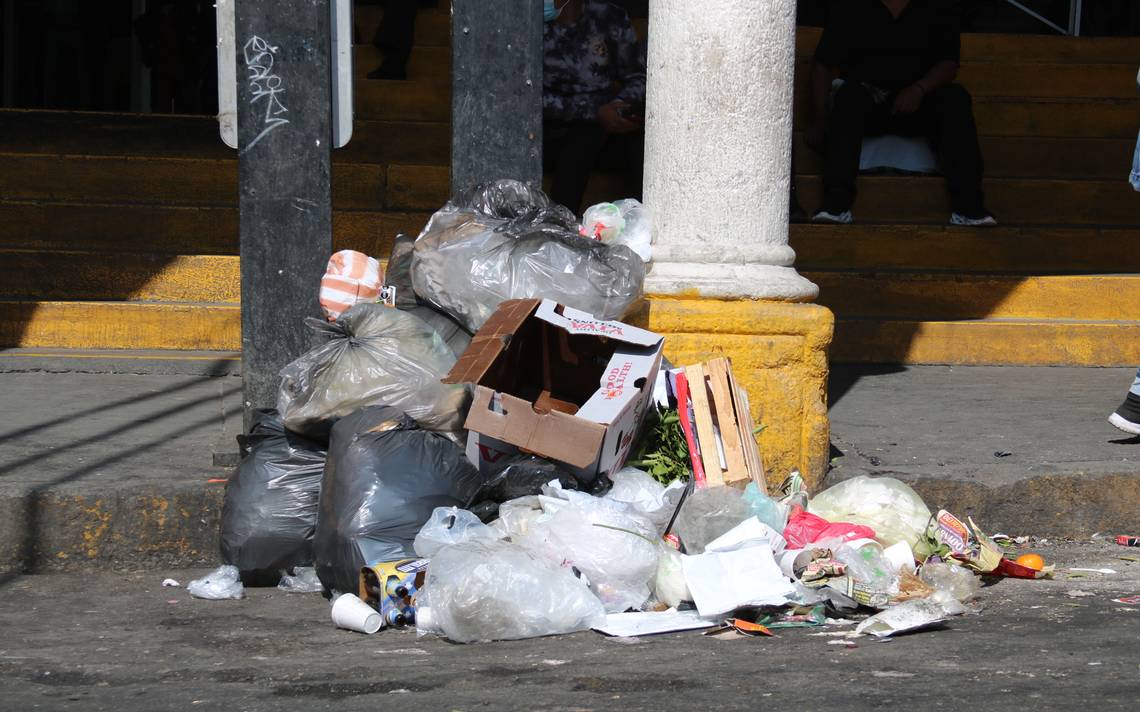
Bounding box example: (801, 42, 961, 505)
(1, 10, 1138, 366)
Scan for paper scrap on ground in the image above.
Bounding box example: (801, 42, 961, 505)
(855, 600, 950, 638)
(705, 516, 787, 554)
(683, 545, 797, 617)
(593, 609, 717, 637)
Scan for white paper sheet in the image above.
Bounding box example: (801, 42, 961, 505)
(682, 545, 797, 617)
(592, 609, 718, 637)
(705, 517, 787, 554)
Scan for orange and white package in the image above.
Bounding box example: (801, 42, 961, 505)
(319, 250, 384, 321)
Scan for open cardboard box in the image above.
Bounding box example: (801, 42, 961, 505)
(442, 299, 664, 483)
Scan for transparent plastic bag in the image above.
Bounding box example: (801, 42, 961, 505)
(277, 566, 323, 593)
(187, 565, 244, 600)
(835, 540, 900, 594)
(674, 486, 753, 554)
(603, 467, 685, 535)
(920, 561, 980, 603)
(410, 179, 646, 332)
(582, 199, 652, 263)
(490, 496, 544, 538)
(416, 539, 605, 643)
(808, 476, 932, 548)
(517, 494, 660, 612)
(413, 506, 505, 558)
(277, 304, 470, 440)
(743, 481, 789, 532)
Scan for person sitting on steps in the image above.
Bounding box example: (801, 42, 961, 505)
(807, 0, 996, 226)
(543, 0, 646, 215)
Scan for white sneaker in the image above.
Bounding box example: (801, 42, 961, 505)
(950, 212, 998, 227)
(812, 210, 853, 224)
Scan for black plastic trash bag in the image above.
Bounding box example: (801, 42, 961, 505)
(410, 179, 646, 332)
(313, 406, 485, 594)
(277, 303, 470, 441)
(219, 410, 326, 584)
(467, 455, 580, 506)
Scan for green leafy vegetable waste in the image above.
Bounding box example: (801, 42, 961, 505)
(629, 404, 692, 486)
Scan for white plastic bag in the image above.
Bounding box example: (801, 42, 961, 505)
(603, 467, 685, 535)
(581, 199, 653, 263)
(413, 506, 505, 557)
(653, 546, 692, 608)
(416, 539, 605, 643)
(808, 476, 932, 548)
(187, 565, 244, 600)
(277, 304, 469, 440)
(517, 494, 660, 612)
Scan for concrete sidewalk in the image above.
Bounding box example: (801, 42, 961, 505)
(0, 349, 1137, 574)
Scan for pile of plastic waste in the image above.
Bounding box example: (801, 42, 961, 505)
(190, 182, 1050, 645)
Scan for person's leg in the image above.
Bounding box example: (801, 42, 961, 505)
(918, 83, 989, 219)
(1108, 366, 1140, 435)
(595, 129, 645, 203)
(820, 81, 878, 216)
(545, 121, 609, 214)
(369, 0, 417, 80)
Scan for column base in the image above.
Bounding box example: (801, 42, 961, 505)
(629, 295, 835, 491)
(644, 261, 820, 302)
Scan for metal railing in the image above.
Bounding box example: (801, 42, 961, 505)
(1005, 0, 1083, 36)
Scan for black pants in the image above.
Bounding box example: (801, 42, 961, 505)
(372, 1, 418, 69)
(822, 81, 986, 217)
(543, 120, 645, 215)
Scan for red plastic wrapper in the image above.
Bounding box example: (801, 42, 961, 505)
(1116, 535, 1140, 547)
(782, 506, 876, 549)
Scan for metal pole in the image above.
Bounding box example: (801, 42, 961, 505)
(1069, 0, 1083, 37)
(235, 0, 334, 426)
(450, 0, 543, 197)
(1004, 0, 1068, 35)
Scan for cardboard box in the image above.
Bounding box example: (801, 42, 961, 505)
(443, 299, 664, 483)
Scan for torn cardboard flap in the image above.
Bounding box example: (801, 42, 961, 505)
(444, 298, 664, 482)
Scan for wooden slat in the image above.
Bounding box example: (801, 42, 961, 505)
(684, 362, 724, 488)
(705, 358, 749, 486)
(729, 369, 767, 494)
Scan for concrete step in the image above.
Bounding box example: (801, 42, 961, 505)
(795, 28, 1140, 64)
(793, 134, 1136, 180)
(808, 274, 1140, 322)
(7, 296, 1140, 366)
(0, 110, 450, 165)
(832, 317, 1140, 366)
(352, 44, 450, 81)
(354, 79, 450, 122)
(2, 301, 240, 350)
(794, 174, 1140, 226)
(0, 154, 458, 212)
(0, 200, 427, 257)
(792, 223, 1140, 274)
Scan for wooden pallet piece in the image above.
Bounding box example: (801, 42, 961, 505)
(727, 368, 768, 494)
(705, 358, 750, 486)
(683, 362, 725, 487)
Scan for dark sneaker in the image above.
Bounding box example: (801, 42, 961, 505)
(1108, 392, 1140, 435)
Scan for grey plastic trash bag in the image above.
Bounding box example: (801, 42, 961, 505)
(410, 179, 645, 332)
(313, 406, 485, 594)
(219, 410, 325, 582)
(277, 303, 470, 440)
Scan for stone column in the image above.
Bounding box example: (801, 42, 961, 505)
(643, 0, 817, 301)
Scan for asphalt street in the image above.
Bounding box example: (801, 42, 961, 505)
(1, 540, 1138, 711)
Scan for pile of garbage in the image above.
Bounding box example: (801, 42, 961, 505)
(191, 181, 1051, 643)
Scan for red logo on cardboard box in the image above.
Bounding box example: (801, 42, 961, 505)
(603, 362, 634, 400)
(569, 318, 624, 337)
(478, 444, 508, 464)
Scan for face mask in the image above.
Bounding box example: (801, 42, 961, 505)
(543, 0, 565, 22)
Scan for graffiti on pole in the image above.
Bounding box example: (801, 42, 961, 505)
(242, 35, 290, 152)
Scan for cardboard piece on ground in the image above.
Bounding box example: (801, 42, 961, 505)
(592, 609, 718, 637)
(444, 299, 664, 483)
